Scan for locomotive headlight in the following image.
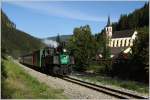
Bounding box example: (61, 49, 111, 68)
(63, 49, 67, 52)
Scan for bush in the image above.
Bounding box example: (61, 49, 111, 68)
(111, 54, 148, 83)
(1, 59, 9, 98)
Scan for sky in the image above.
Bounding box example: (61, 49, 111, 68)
(2, 1, 147, 38)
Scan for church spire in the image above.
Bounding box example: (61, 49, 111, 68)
(107, 16, 111, 26)
(105, 16, 112, 39)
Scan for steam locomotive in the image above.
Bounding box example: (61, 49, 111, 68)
(19, 45, 74, 76)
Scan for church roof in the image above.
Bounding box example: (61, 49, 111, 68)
(110, 46, 129, 58)
(112, 29, 134, 38)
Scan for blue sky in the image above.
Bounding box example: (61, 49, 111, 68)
(2, 1, 147, 38)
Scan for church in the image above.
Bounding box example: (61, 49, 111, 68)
(105, 16, 138, 58)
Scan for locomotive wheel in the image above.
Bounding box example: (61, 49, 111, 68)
(67, 65, 72, 74)
(42, 66, 46, 73)
(42, 64, 48, 74)
(41, 66, 45, 72)
(53, 66, 59, 75)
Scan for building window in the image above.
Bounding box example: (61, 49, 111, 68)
(129, 39, 131, 46)
(120, 40, 122, 47)
(117, 40, 119, 47)
(124, 39, 127, 46)
(113, 40, 115, 47)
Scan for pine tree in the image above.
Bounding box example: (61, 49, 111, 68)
(112, 3, 149, 31)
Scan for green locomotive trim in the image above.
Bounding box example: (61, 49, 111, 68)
(60, 54, 69, 64)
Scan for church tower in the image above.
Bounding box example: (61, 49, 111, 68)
(105, 16, 112, 38)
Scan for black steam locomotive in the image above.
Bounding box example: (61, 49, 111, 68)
(19, 45, 74, 76)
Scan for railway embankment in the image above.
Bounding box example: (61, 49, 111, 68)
(1, 57, 67, 99)
(14, 59, 116, 99)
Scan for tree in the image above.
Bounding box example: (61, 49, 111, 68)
(112, 3, 149, 31)
(131, 26, 149, 82)
(118, 14, 129, 30)
(102, 32, 111, 59)
(67, 25, 98, 71)
(95, 29, 111, 59)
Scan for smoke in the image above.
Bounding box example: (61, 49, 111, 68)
(42, 39, 59, 48)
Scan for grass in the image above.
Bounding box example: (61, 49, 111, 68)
(87, 64, 105, 73)
(84, 64, 149, 95)
(76, 74, 149, 95)
(1, 57, 67, 99)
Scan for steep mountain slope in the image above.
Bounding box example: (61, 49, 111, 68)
(112, 3, 149, 31)
(1, 10, 45, 58)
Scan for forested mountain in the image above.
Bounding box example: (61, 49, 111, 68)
(1, 10, 45, 58)
(46, 35, 72, 42)
(112, 3, 149, 31)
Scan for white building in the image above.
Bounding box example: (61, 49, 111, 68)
(105, 16, 138, 58)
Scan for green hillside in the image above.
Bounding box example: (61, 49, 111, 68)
(1, 10, 45, 58)
(46, 35, 72, 41)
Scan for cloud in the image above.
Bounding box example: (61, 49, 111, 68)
(6, 1, 107, 22)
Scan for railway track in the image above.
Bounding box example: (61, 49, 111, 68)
(62, 76, 148, 99)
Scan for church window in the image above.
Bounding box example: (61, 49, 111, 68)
(129, 39, 133, 46)
(124, 39, 127, 46)
(113, 40, 115, 47)
(129, 39, 131, 46)
(117, 40, 119, 47)
(120, 40, 122, 47)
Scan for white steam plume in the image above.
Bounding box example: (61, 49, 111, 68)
(43, 39, 59, 48)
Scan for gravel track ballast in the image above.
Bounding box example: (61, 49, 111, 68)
(15, 61, 116, 99)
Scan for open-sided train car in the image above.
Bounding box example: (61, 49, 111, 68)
(19, 46, 74, 76)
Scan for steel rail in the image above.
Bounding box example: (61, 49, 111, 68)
(62, 76, 148, 99)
